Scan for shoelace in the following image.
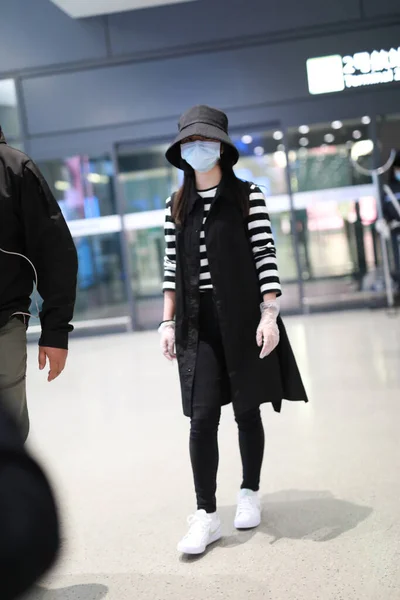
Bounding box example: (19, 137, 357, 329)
(237, 496, 256, 516)
(184, 514, 211, 540)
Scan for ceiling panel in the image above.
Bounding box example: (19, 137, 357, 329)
(362, 0, 400, 18)
(49, 0, 197, 18)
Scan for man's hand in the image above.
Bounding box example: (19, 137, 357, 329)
(38, 347, 68, 382)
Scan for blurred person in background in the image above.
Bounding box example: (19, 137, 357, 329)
(0, 126, 78, 441)
(0, 389, 59, 600)
(159, 105, 308, 555)
(384, 151, 400, 280)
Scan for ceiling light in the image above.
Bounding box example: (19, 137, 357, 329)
(351, 140, 374, 160)
(331, 120, 343, 130)
(299, 125, 310, 134)
(55, 180, 70, 191)
(241, 135, 253, 145)
(352, 130, 362, 140)
(277, 144, 286, 152)
(274, 151, 287, 168)
(324, 133, 335, 143)
(273, 131, 284, 141)
(87, 173, 110, 184)
(254, 146, 265, 156)
(299, 137, 309, 147)
(361, 116, 371, 125)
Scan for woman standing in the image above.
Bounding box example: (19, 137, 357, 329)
(159, 105, 308, 555)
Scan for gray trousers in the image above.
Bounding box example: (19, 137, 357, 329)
(0, 318, 29, 441)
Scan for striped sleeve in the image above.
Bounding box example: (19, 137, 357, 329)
(247, 185, 282, 297)
(163, 196, 176, 292)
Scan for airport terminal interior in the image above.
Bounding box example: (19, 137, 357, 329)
(1, 0, 400, 598)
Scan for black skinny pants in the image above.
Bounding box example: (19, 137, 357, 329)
(189, 292, 265, 514)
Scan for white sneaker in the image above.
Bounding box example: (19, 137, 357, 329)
(234, 489, 261, 529)
(177, 510, 222, 554)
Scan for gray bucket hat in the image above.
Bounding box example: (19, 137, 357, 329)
(166, 105, 239, 170)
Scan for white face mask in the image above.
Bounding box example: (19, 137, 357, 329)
(181, 141, 221, 173)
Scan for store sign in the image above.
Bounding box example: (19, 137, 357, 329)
(307, 47, 400, 95)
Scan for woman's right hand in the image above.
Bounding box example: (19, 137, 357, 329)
(159, 321, 176, 361)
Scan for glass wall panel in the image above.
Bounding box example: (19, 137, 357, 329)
(29, 232, 128, 323)
(118, 144, 180, 214)
(0, 79, 20, 138)
(288, 122, 371, 193)
(73, 232, 128, 321)
(127, 227, 165, 297)
(377, 114, 400, 284)
(118, 143, 175, 327)
(124, 226, 165, 330)
(35, 155, 129, 323)
(38, 155, 116, 220)
(288, 118, 379, 309)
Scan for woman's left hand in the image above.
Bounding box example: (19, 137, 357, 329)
(256, 301, 280, 359)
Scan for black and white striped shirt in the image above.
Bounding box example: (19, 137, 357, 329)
(163, 184, 281, 296)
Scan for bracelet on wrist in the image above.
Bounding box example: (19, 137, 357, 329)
(158, 320, 175, 333)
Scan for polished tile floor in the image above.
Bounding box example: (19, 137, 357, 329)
(25, 310, 400, 600)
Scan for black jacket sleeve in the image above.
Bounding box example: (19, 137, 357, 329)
(0, 400, 59, 600)
(20, 160, 78, 349)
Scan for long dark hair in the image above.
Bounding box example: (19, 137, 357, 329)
(172, 150, 249, 225)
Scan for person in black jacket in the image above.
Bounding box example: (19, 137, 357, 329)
(0, 390, 59, 600)
(0, 127, 78, 441)
(384, 151, 400, 279)
(160, 106, 307, 555)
